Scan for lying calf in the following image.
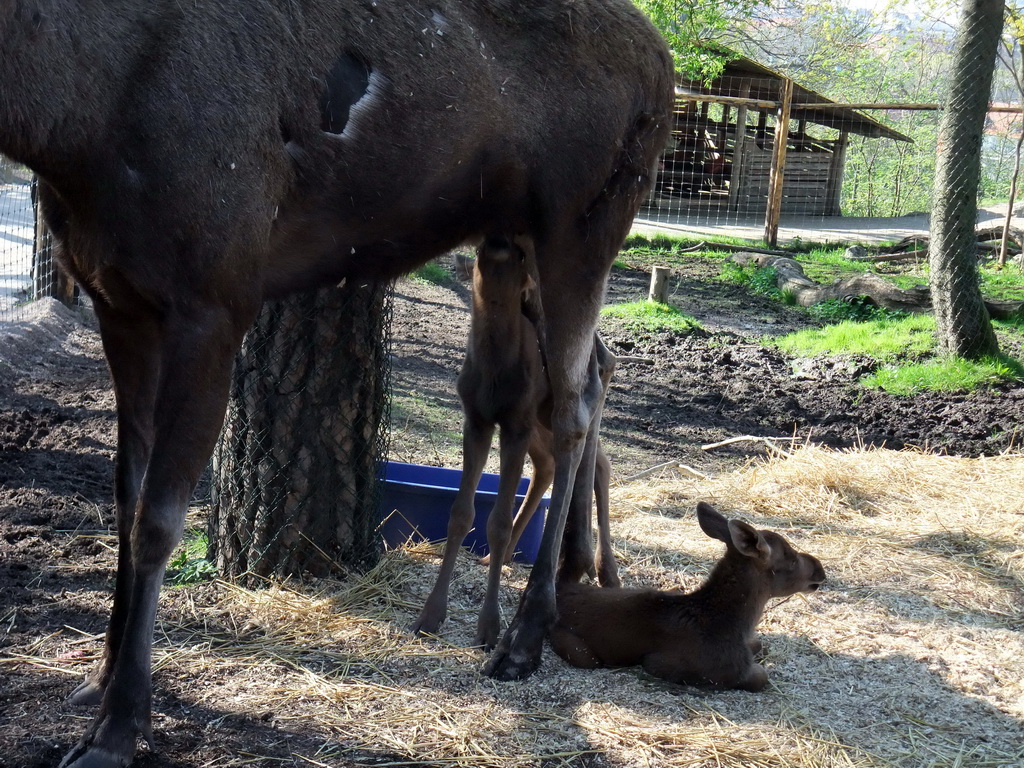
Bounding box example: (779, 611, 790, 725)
(551, 502, 826, 691)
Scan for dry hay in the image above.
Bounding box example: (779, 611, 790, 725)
(30, 446, 1024, 766)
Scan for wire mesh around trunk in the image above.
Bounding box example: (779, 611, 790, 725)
(210, 280, 392, 583)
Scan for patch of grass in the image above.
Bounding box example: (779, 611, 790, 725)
(624, 231, 757, 252)
(773, 314, 936, 360)
(601, 300, 701, 334)
(789, 245, 928, 291)
(411, 261, 451, 286)
(994, 315, 1024, 344)
(719, 261, 782, 299)
(807, 297, 908, 324)
(981, 262, 1024, 301)
(865, 355, 1024, 395)
(168, 530, 216, 586)
(617, 233, 746, 268)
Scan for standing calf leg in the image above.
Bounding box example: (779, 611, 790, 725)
(484, 335, 620, 588)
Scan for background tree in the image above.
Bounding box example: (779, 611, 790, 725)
(929, 0, 1004, 358)
(635, 0, 766, 79)
(996, 3, 1024, 264)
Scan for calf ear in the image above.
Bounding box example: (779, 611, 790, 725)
(696, 502, 730, 542)
(728, 519, 772, 561)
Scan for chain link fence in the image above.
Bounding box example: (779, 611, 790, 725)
(1, 157, 41, 318)
(636, 77, 961, 246)
(635, 9, 1024, 256)
(1, 157, 81, 320)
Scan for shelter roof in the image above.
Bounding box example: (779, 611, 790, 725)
(677, 55, 912, 142)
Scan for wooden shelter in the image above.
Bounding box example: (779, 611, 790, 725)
(656, 55, 912, 220)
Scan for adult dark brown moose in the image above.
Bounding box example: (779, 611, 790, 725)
(0, 1, 673, 765)
(552, 502, 826, 691)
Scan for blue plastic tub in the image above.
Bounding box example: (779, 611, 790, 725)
(379, 461, 548, 564)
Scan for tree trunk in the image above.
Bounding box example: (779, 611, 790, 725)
(210, 281, 392, 582)
(928, 0, 1004, 358)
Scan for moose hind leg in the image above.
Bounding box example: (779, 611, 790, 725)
(476, 424, 531, 649)
(67, 308, 159, 707)
(61, 305, 250, 768)
(497, 442, 553, 564)
(557, 353, 604, 585)
(593, 444, 620, 588)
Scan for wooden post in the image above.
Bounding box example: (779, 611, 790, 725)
(31, 180, 79, 307)
(649, 266, 671, 303)
(825, 130, 849, 217)
(764, 77, 794, 247)
(727, 83, 750, 212)
(32, 186, 54, 300)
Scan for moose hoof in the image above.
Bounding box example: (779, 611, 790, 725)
(58, 745, 132, 768)
(482, 625, 543, 680)
(408, 613, 443, 638)
(482, 646, 542, 681)
(67, 678, 105, 707)
(59, 700, 154, 768)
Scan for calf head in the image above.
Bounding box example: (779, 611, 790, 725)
(467, 236, 544, 328)
(696, 501, 826, 598)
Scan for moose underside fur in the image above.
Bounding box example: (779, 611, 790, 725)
(0, 1, 673, 766)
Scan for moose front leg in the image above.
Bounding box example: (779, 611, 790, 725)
(484, 350, 603, 680)
(61, 306, 245, 768)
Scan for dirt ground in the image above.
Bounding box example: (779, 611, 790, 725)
(389, 255, 1024, 477)
(1, 258, 1023, 767)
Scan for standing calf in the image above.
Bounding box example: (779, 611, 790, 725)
(411, 237, 619, 650)
(453, 251, 621, 581)
(551, 502, 826, 691)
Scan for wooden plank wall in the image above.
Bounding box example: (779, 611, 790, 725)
(733, 139, 835, 215)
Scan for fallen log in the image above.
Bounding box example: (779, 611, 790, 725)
(849, 250, 929, 263)
(874, 229, 1022, 259)
(731, 252, 1024, 319)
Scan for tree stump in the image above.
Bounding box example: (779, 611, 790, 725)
(210, 280, 392, 582)
(649, 266, 671, 303)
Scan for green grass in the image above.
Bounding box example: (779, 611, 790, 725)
(994, 316, 1024, 344)
(617, 233, 744, 269)
(718, 261, 782, 299)
(773, 314, 937, 360)
(773, 312, 1024, 394)
(981, 262, 1024, 301)
(807, 297, 908, 324)
(411, 261, 451, 286)
(601, 300, 701, 334)
(623, 232, 754, 252)
(168, 530, 216, 586)
(865, 355, 1024, 395)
